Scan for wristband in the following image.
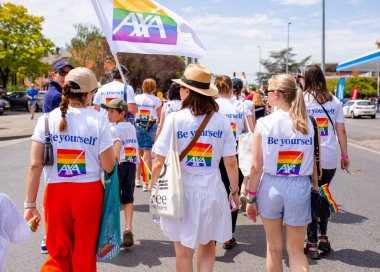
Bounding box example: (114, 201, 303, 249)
(24, 202, 36, 209)
(231, 191, 238, 197)
(248, 190, 257, 196)
(246, 197, 257, 204)
(341, 155, 349, 159)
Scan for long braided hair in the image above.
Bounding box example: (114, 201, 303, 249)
(59, 81, 87, 133)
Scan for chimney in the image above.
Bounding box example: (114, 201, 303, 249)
(376, 39, 380, 49)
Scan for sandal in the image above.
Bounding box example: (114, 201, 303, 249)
(223, 237, 237, 250)
(304, 242, 320, 260)
(318, 235, 331, 253)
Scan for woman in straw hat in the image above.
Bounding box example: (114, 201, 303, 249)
(152, 64, 239, 271)
(246, 74, 318, 272)
(24, 67, 115, 271)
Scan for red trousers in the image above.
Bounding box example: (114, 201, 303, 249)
(41, 181, 104, 272)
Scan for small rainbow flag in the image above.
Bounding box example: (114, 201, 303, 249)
(140, 157, 151, 184)
(320, 184, 339, 213)
(106, 97, 117, 104)
(276, 151, 303, 176)
(57, 149, 86, 178)
(316, 118, 328, 136)
(186, 142, 212, 167)
(230, 122, 237, 140)
(124, 147, 137, 163)
(139, 109, 150, 120)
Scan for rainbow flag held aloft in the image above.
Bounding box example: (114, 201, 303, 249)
(91, 0, 207, 58)
(139, 109, 151, 120)
(186, 142, 212, 167)
(276, 151, 303, 176)
(57, 149, 86, 178)
(140, 157, 151, 184)
(320, 184, 339, 213)
(124, 147, 137, 163)
(230, 122, 237, 140)
(316, 118, 329, 136)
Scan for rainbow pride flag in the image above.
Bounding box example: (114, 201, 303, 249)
(276, 151, 303, 176)
(57, 149, 86, 178)
(320, 184, 339, 213)
(106, 97, 116, 104)
(186, 142, 212, 167)
(316, 118, 328, 136)
(230, 122, 237, 140)
(124, 147, 137, 163)
(140, 157, 151, 184)
(139, 109, 150, 120)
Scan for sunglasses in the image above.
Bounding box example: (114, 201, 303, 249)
(91, 88, 98, 94)
(264, 90, 285, 96)
(58, 69, 70, 76)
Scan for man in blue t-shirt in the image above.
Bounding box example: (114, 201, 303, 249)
(26, 84, 39, 120)
(43, 61, 74, 113)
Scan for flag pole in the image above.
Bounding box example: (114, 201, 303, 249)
(111, 52, 127, 84)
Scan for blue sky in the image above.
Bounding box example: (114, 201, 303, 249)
(2, 0, 379, 83)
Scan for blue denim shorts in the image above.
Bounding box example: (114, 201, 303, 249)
(136, 123, 157, 150)
(257, 173, 311, 226)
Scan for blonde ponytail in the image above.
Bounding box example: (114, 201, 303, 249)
(289, 87, 308, 135)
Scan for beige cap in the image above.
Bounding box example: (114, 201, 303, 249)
(65, 67, 98, 93)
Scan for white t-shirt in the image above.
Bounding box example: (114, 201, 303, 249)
(163, 100, 182, 117)
(0, 194, 31, 272)
(153, 109, 237, 175)
(216, 97, 251, 140)
(304, 94, 344, 169)
(93, 81, 136, 117)
(135, 93, 162, 121)
(110, 122, 139, 164)
(257, 110, 315, 177)
(31, 108, 113, 183)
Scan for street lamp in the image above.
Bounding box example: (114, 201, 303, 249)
(322, 0, 326, 75)
(256, 45, 262, 85)
(286, 22, 292, 74)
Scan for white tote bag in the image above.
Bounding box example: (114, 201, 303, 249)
(150, 117, 184, 219)
(238, 108, 254, 177)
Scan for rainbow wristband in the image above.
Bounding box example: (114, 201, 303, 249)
(231, 191, 238, 197)
(341, 155, 349, 159)
(248, 190, 257, 196)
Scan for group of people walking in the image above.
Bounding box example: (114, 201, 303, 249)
(23, 60, 349, 271)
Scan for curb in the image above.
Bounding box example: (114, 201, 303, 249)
(0, 135, 32, 142)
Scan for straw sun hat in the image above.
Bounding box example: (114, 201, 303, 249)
(172, 64, 218, 97)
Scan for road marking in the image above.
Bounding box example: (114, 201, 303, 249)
(348, 141, 380, 155)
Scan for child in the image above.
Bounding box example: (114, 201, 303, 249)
(101, 99, 139, 248)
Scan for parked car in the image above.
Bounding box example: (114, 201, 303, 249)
(7, 91, 44, 112)
(0, 98, 10, 114)
(343, 99, 376, 119)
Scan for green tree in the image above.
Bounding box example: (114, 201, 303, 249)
(346, 77, 377, 98)
(0, 3, 54, 88)
(257, 48, 311, 85)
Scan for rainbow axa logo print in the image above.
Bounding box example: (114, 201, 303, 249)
(186, 142, 212, 167)
(57, 149, 86, 178)
(316, 118, 328, 136)
(276, 151, 303, 176)
(112, 0, 178, 45)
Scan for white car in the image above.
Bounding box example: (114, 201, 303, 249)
(343, 99, 376, 119)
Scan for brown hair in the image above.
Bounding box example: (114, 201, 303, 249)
(269, 74, 308, 135)
(214, 75, 232, 95)
(59, 82, 87, 133)
(302, 64, 332, 104)
(181, 90, 219, 116)
(142, 78, 156, 94)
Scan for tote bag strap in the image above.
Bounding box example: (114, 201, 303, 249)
(44, 113, 51, 143)
(179, 111, 215, 161)
(309, 115, 322, 180)
(242, 101, 252, 133)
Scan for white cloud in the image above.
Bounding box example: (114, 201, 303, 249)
(181, 6, 195, 13)
(272, 0, 320, 6)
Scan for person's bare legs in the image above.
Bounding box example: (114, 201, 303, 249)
(241, 176, 248, 195)
(285, 224, 309, 272)
(262, 217, 284, 272)
(197, 241, 215, 272)
(174, 242, 194, 272)
(123, 203, 133, 231)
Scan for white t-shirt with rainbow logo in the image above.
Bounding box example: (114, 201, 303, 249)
(257, 110, 314, 177)
(153, 109, 237, 175)
(110, 122, 139, 164)
(31, 108, 113, 183)
(135, 93, 162, 121)
(216, 97, 252, 140)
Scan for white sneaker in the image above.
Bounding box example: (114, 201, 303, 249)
(136, 180, 142, 188)
(142, 184, 149, 192)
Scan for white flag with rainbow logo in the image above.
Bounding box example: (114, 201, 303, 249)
(91, 0, 207, 58)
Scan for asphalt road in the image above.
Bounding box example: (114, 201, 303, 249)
(1, 115, 380, 271)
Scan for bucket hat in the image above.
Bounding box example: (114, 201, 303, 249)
(172, 64, 218, 97)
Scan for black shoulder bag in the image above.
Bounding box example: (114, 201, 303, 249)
(43, 114, 54, 166)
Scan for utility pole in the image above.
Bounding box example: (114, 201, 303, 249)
(322, 0, 326, 75)
(286, 22, 292, 74)
(257, 45, 262, 85)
